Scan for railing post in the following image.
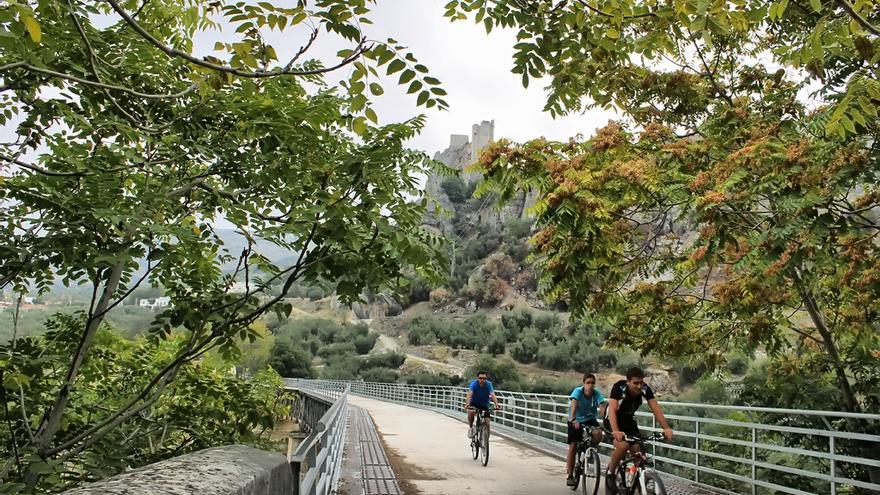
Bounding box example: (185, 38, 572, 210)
(830, 435, 836, 495)
(290, 461, 301, 495)
(751, 427, 757, 495)
(695, 421, 700, 484)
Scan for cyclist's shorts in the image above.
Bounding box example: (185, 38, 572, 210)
(603, 416, 641, 442)
(469, 402, 491, 418)
(567, 419, 600, 444)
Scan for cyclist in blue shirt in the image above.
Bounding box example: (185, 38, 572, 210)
(566, 373, 607, 486)
(464, 370, 501, 438)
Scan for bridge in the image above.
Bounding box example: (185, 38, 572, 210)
(62, 379, 880, 495)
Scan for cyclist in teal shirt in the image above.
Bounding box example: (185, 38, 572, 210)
(464, 370, 501, 438)
(566, 373, 607, 486)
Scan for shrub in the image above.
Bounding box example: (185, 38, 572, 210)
(360, 367, 399, 383)
(726, 353, 750, 375)
(483, 253, 517, 281)
(321, 355, 361, 380)
(407, 315, 438, 345)
(486, 329, 506, 355)
(533, 312, 562, 332)
(501, 308, 533, 341)
(306, 287, 325, 301)
(429, 287, 453, 308)
(571, 344, 618, 372)
(441, 176, 468, 203)
(317, 342, 356, 359)
(268, 341, 314, 378)
(362, 351, 406, 370)
(530, 377, 580, 395)
(353, 333, 379, 355)
(536, 342, 573, 371)
(510, 330, 539, 363)
(403, 373, 461, 386)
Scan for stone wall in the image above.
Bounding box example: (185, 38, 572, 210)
(61, 445, 294, 495)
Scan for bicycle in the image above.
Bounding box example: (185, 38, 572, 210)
(466, 404, 497, 466)
(613, 432, 667, 495)
(570, 426, 602, 495)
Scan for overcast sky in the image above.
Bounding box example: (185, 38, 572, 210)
(229, 0, 618, 157)
(2, 1, 616, 161)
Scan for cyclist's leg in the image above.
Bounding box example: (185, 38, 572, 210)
(585, 419, 602, 445)
(566, 420, 584, 478)
(604, 418, 631, 474)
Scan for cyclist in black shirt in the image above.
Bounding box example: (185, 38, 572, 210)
(603, 367, 673, 494)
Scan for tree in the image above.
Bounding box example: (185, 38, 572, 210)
(441, 176, 469, 203)
(449, 0, 879, 417)
(1, 0, 447, 490)
(268, 340, 315, 380)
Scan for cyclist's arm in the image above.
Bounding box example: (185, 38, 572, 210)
(489, 391, 501, 408)
(647, 399, 673, 439)
(568, 399, 578, 422)
(598, 401, 607, 419)
(464, 390, 473, 409)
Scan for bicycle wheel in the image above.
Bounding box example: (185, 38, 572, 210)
(471, 420, 479, 460)
(640, 470, 667, 495)
(616, 463, 631, 495)
(480, 421, 490, 466)
(582, 448, 600, 495)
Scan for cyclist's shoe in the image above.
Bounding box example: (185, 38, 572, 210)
(566, 476, 576, 487)
(467, 427, 475, 438)
(605, 473, 618, 495)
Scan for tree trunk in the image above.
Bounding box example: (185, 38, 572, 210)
(25, 263, 124, 487)
(791, 269, 860, 414)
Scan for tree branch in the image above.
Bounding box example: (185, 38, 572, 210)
(105, 0, 368, 78)
(835, 0, 880, 36)
(13, 64, 197, 100)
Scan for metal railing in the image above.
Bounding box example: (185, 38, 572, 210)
(284, 381, 349, 495)
(287, 379, 880, 495)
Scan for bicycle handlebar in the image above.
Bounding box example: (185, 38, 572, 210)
(622, 432, 666, 443)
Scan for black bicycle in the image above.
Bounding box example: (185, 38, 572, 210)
(614, 432, 667, 495)
(570, 426, 602, 495)
(466, 404, 497, 466)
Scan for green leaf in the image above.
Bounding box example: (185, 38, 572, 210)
(369, 83, 384, 96)
(417, 90, 430, 106)
(407, 80, 423, 94)
(809, 0, 822, 12)
(386, 59, 405, 75)
(352, 116, 367, 135)
(365, 107, 378, 124)
(399, 69, 416, 84)
(606, 27, 620, 40)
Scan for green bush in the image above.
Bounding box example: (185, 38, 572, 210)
(486, 329, 506, 355)
(501, 308, 533, 341)
(407, 315, 438, 345)
(269, 341, 315, 378)
(321, 355, 361, 380)
(533, 312, 562, 332)
(317, 342, 357, 359)
(726, 353, 749, 375)
(529, 377, 580, 395)
(571, 344, 618, 372)
(536, 342, 572, 371)
(403, 372, 461, 386)
(510, 330, 539, 363)
(360, 367, 399, 383)
(362, 351, 406, 370)
(441, 176, 468, 203)
(353, 333, 379, 354)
